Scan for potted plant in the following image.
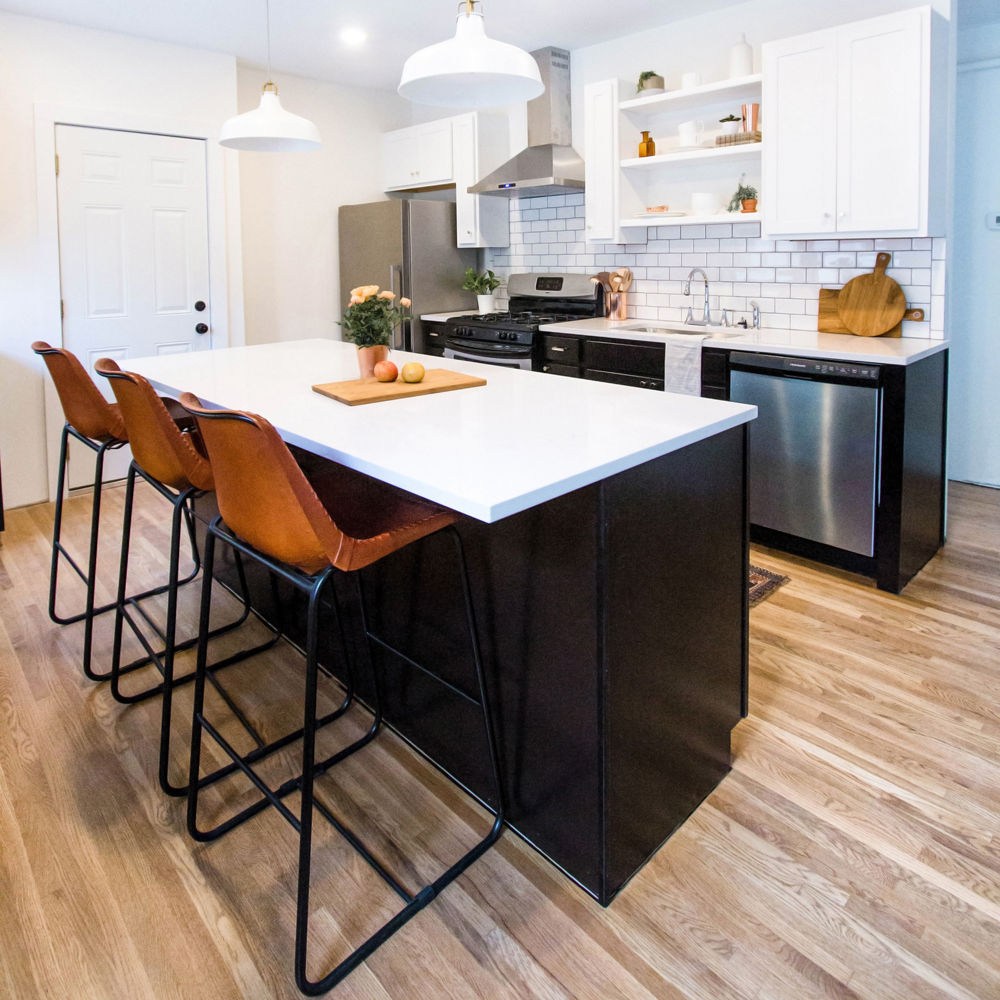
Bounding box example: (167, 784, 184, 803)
(636, 70, 665, 95)
(719, 113, 742, 136)
(461, 267, 502, 314)
(340, 284, 411, 378)
(727, 175, 759, 213)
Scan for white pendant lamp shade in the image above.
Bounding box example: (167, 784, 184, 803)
(398, 2, 544, 108)
(218, 0, 321, 152)
(220, 82, 321, 152)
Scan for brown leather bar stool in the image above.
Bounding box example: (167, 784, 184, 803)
(32, 341, 196, 681)
(95, 359, 282, 796)
(179, 393, 505, 997)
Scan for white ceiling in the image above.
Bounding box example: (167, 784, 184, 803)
(0, 0, 749, 91)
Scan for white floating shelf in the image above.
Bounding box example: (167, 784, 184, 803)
(619, 74, 762, 115)
(621, 142, 763, 169)
(620, 212, 761, 229)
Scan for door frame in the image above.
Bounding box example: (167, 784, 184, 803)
(33, 102, 245, 501)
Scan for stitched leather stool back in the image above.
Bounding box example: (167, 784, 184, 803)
(32, 341, 127, 441)
(95, 359, 213, 492)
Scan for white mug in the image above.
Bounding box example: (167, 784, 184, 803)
(691, 192, 720, 215)
(681, 71, 701, 89)
(678, 120, 705, 147)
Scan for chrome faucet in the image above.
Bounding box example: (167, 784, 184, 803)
(750, 300, 761, 329)
(683, 268, 713, 326)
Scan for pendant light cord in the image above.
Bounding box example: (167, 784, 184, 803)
(265, 0, 273, 84)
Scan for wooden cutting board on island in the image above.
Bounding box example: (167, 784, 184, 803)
(313, 368, 486, 405)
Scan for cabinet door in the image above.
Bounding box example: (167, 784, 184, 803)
(382, 129, 420, 190)
(416, 119, 454, 187)
(762, 29, 838, 236)
(452, 114, 480, 246)
(584, 79, 620, 243)
(836, 9, 923, 233)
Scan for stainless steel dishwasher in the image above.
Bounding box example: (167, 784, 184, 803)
(729, 352, 882, 557)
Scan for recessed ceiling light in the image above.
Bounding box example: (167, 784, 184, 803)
(339, 27, 367, 47)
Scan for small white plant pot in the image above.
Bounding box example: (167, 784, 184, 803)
(477, 294, 496, 314)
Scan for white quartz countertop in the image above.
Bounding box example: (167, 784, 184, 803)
(128, 339, 755, 523)
(420, 311, 475, 323)
(539, 318, 948, 365)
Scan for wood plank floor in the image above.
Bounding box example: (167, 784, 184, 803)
(1, 480, 998, 999)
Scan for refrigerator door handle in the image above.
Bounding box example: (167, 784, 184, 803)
(390, 263, 404, 349)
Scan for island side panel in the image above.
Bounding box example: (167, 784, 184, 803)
(602, 426, 748, 902)
(361, 486, 607, 896)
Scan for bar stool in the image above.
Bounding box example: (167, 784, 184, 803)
(95, 358, 283, 796)
(32, 341, 196, 681)
(179, 393, 505, 997)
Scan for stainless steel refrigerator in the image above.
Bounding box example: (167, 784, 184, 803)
(338, 200, 477, 351)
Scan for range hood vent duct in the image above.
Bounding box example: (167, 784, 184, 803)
(468, 46, 585, 198)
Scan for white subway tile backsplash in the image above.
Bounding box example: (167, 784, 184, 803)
(775, 268, 807, 283)
(487, 194, 945, 338)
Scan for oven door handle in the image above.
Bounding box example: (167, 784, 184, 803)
(444, 347, 532, 371)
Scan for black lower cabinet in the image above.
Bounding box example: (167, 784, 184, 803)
(199, 428, 749, 905)
(541, 333, 665, 391)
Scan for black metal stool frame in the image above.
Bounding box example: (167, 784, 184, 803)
(186, 515, 505, 997)
(111, 457, 290, 796)
(48, 421, 198, 682)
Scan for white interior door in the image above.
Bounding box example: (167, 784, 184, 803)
(949, 62, 1000, 487)
(55, 124, 212, 486)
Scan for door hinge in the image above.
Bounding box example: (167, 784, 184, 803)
(55, 153, 59, 176)
(60, 299, 65, 320)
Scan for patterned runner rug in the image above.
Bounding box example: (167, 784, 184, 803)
(749, 564, 789, 607)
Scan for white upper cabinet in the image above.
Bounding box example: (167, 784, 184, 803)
(763, 7, 945, 238)
(382, 119, 453, 191)
(584, 78, 621, 244)
(381, 114, 509, 248)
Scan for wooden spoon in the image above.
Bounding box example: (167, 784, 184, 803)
(836, 252, 907, 337)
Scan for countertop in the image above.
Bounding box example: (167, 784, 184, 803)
(538, 318, 949, 366)
(128, 339, 755, 524)
(420, 311, 475, 323)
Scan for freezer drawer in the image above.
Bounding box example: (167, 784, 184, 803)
(731, 369, 880, 556)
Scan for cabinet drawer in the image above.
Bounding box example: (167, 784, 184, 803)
(584, 339, 665, 378)
(541, 362, 581, 378)
(584, 369, 664, 391)
(543, 335, 581, 364)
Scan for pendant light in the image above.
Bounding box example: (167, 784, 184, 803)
(219, 0, 321, 152)
(398, 1, 544, 108)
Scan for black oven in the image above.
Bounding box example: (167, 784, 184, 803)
(443, 272, 602, 371)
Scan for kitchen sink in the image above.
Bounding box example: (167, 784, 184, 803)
(621, 324, 741, 338)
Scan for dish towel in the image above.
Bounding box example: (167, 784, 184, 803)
(663, 334, 707, 395)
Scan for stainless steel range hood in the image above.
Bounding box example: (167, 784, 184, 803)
(468, 47, 584, 198)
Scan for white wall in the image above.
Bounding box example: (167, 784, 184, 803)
(235, 69, 411, 345)
(0, 12, 240, 509)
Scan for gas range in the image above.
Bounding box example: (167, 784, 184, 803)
(443, 273, 603, 371)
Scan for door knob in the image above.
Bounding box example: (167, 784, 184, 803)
(194, 300, 206, 311)
(195, 323, 209, 334)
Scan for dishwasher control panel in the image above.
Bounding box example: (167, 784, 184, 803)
(730, 352, 881, 381)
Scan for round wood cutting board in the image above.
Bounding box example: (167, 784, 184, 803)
(836, 251, 906, 337)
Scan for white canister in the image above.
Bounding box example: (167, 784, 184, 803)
(729, 34, 753, 77)
(691, 192, 720, 215)
(677, 120, 705, 147)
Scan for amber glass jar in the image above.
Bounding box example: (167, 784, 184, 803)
(638, 130, 656, 157)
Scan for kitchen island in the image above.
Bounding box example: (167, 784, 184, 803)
(129, 338, 756, 904)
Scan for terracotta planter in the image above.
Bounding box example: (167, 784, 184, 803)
(357, 344, 389, 379)
(741, 198, 758, 214)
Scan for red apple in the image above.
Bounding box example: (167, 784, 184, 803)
(373, 360, 398, 382)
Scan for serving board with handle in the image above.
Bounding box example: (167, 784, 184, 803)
(312, 368, 486, 406)
(817, 252, 924, 338)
